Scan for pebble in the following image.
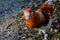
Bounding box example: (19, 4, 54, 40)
(0, 0, 60, 40)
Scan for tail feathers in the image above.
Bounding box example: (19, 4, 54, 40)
(45, 17, 52, 30)
(41, 17, 52, 31)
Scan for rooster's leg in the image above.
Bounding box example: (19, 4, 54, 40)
(43, 32, 48, 40)
(39, 29, 47, 40)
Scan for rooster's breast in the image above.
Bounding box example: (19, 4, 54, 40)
(23, 12, 44, 28)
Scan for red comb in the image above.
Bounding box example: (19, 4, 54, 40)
(26, 8, 31, 14)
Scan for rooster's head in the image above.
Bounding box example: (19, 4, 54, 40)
(24, 8, 34, 20)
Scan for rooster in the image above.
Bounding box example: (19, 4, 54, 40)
(23, 0, 54, 40)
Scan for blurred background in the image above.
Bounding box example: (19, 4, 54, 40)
(0, 0, 60, 40)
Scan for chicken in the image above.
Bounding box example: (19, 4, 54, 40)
(23, 0, 54, 40)
(23, 8, 45, 28)
(23, 0, 54, 29)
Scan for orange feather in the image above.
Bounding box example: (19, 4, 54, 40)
(40, 1, 54, 16)
(23, 11, 44, 28)
(23, 1, 53, 29)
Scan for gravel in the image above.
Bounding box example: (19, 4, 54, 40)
(0, 0, 60, 40)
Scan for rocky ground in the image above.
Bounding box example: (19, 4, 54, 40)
(0, 0, 60, 40)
